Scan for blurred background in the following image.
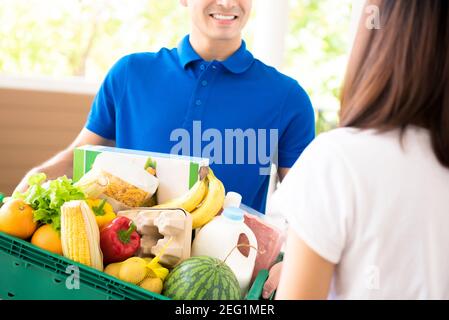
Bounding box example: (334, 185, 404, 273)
(0, 0, 358, 196)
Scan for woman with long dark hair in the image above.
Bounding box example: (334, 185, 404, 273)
(274, 0, 449, 299)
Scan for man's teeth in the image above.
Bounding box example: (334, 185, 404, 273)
(212, 14, 236, 21)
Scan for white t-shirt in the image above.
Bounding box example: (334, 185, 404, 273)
(271, 126, 449, 299)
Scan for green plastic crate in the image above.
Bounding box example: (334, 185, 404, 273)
(0, 231, 271, 300)
(245, 269, 269, 300)
(245, 252, 284, 300)
(0, 231, 168, 300)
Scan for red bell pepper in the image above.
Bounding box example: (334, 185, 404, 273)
(100, 216, 140, 264)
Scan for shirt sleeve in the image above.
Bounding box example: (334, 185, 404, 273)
(85, 55, 130, 141)
(271, 133, 355, 264)
(277, 81, 316, 168)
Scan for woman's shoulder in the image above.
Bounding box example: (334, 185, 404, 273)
(316, 126, 386, 143)
(317, 126, 428, 149)
(299, 127, 396, 171)
(313, 127, 406, 154)
(306, 126, 431, 172)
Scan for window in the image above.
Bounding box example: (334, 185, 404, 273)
(0, 0, 190, 81)
(284, 0, 353, 133)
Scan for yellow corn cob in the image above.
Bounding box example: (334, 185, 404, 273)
(61, 200, 103, 271)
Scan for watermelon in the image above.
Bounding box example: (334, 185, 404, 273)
(163, 256, 242, 300)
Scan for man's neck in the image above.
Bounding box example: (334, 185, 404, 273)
(189, 32, 242, 62)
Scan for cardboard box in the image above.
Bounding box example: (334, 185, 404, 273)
(73, 145, 209, 204)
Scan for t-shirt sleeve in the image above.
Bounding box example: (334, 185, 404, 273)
(85, 55, 130, 141)
(271, 133, 355, 264)
(277, 81, 315, 168)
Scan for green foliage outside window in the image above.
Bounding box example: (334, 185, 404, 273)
(286, 0, 353, 134)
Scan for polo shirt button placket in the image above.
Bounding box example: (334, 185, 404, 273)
(195, 99, 202, 106)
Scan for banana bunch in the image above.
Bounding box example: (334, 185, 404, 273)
(153, 167, 225, 229)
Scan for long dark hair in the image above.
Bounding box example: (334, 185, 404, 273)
(340, 0, 449, 168)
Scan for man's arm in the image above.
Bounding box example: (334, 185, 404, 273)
(14, 128, 114, 194)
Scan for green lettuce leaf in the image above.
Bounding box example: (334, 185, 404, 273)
(12, 173, 86, 230)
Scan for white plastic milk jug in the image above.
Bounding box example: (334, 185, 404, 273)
(191, 207, 258, 295)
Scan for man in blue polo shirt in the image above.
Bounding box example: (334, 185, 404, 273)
(15, 0, 315, 214)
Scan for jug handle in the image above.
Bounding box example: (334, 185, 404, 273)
(223, 244, 262, 265)
(237, 225, 259, 261)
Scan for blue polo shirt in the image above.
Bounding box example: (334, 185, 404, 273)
(86, 35, 315, 213)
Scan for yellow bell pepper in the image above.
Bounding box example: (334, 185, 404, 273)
(86, 199, 116, 230)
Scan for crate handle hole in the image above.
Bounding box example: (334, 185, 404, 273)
(13, 262, 20, 267)
(7, 292, 15, 298)
(53, 278, 62, 284)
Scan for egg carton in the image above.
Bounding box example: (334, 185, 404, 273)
(118, 208, 192, 268)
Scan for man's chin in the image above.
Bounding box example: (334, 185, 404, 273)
(207, 31, 241, 42)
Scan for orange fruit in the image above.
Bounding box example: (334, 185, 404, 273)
(0, 199, 37, 239)
(31, 224, 63, 255)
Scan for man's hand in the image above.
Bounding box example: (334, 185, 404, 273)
(13, 168, 40, 194)
(262, 261, 283, 299)
(262, 168, 289, 299)
(12, 128, 114, 196)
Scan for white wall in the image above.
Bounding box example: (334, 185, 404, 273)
(252, 0, 290, 69)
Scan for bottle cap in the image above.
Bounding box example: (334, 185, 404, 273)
(222, 207, 245, 221)
(223, 192, 242, 209)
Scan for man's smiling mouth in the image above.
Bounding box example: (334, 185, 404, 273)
(209, 13, 238, 21)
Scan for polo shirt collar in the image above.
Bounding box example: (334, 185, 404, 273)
(220, 40, 254, 74)
(178, 35, 202, 69)
(177, 35, 254, 74)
